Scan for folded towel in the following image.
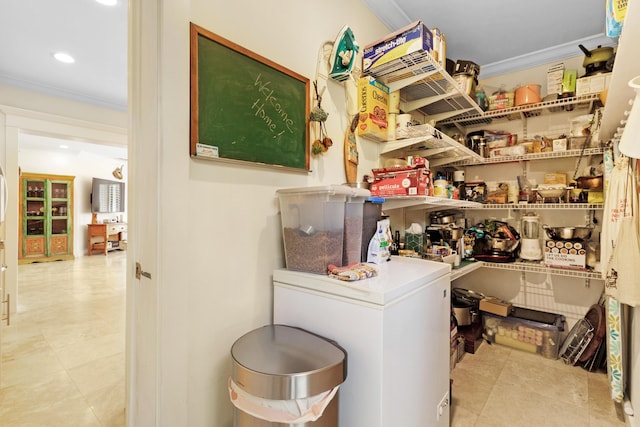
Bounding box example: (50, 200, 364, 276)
(327, 262, 377, 281)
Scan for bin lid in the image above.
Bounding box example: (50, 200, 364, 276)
(276, 184, 367, 198)
(231, 325, 347, 400)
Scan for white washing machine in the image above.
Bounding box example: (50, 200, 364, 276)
(273, 256, 451, 427)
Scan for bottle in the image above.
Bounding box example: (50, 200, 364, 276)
(391, 230, 400, 255)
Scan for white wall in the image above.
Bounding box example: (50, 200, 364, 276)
(18, 147, 127, 257)
(143, 1, 389, 425)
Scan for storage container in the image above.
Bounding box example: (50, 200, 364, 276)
(482, 307, 565, 359)
(277, 185, 370, 274)
(360, 196, 385, 262)
(343, 188, 371, 266)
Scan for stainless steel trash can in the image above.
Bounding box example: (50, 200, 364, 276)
(230, 324, 347, 426)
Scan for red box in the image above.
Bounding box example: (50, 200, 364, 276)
(370, 167, 432, 196)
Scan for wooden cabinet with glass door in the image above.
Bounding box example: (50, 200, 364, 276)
(19, 173, 75, 264)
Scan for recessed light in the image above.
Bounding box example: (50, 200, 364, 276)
(53, 52, 75, 64)
(96, 0, 117, 5)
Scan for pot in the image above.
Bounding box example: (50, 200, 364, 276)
(543, 225, 593, 241)
(578, 44, 614, 76)
(487, 237, 520, 253)
(441, 224, 464, 240)
(575, 175, 603, 190)
(452, 301, 473, 326)
(430, 211, 456, 225)
(514, 84, 542, 106)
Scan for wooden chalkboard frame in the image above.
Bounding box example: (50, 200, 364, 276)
(190, 23, 310, 171)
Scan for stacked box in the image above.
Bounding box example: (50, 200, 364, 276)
(482, 307, 565, 359)
(369, 167, 432, 197)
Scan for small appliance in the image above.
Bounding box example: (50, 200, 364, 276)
(520, 213, 543, 260)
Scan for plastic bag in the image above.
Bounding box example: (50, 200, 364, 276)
(367, 218, 391, 264)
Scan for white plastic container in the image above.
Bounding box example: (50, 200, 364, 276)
(343, 188, 371, 266)
(277, 185, 368, 274)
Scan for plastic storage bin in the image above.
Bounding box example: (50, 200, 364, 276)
(277, 185, 370, 274)
(482, 307, 565, 359)
(342, 188, 371, 266)
(230, 325, 347, 426)
(360, 196, 385, 262)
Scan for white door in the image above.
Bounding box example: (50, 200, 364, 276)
(126, 0, 160, 424)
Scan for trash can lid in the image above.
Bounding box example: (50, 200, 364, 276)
(231, 325, 347, 400)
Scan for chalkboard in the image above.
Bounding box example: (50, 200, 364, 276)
(190, 23, 310, 171)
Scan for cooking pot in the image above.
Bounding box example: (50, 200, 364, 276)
(578, 44, 615, 76)
(514, 84, 542, 106)
(439, 224, 464, 240)
(453, 301, 472, 326)
(543, 225, 593, 241)
(430, 211, 456, 225)
(487, 237, 520, 253)
(575, 175, 603, 190)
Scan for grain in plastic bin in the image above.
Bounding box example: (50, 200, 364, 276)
(230, 324, 347, 426)
(342, 187, 371, 266)
(277, 185, 353, 274)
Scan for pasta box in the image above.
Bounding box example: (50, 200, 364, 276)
(369, 166, 432, 197)
(363, 21, 433, 72)
(543, 239, 587, 270)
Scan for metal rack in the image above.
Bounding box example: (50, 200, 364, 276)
(382, 194, 483, 211)
(462, 202, 604, 210)
(363, 49, 483, 123)
(438, 93, 601, 128)
(376, 123, 485, 167)
(451, 147, 606, 166)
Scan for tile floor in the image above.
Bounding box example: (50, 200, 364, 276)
(451, 341, 628, 426)
(0, 252, 126, 427)
(0, 253, 629, 426)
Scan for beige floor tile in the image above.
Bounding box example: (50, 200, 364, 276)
(53, 332, 124, 370)
(66, 351, 125, 396)
(1, 395, 102, 427)
(0, 346, 67, 388)
(1, 253, 126, 423)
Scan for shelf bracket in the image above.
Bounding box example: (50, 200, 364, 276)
(426, 108, 478, 124)
(384, 69, 439, 93)
(585, 278, 591, 288)
(401, 90, 458, 113)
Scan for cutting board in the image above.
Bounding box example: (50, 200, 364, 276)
(344, 115, 359, 183)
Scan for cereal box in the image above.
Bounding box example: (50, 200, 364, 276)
(357, 77, 390, 141)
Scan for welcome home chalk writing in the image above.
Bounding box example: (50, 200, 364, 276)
(252, 73, 295, 139)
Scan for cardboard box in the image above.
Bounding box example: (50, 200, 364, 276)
(479, 298, 513, 317)
(544, 239, 586, 270)
(370, 167, 432, 196)
(458, 323, 483, 354)
(544, 173, 568, 185)
(576, 73, 611, 96)
(547, 63, 564, 95)
(363, 21, 433, 72)
(488, 92, 514, 110)
(357, 77, 389, 141)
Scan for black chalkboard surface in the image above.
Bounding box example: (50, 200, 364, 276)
(190, 23, 310, 171)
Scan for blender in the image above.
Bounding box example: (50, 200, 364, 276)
(520, 213, 542, 260)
